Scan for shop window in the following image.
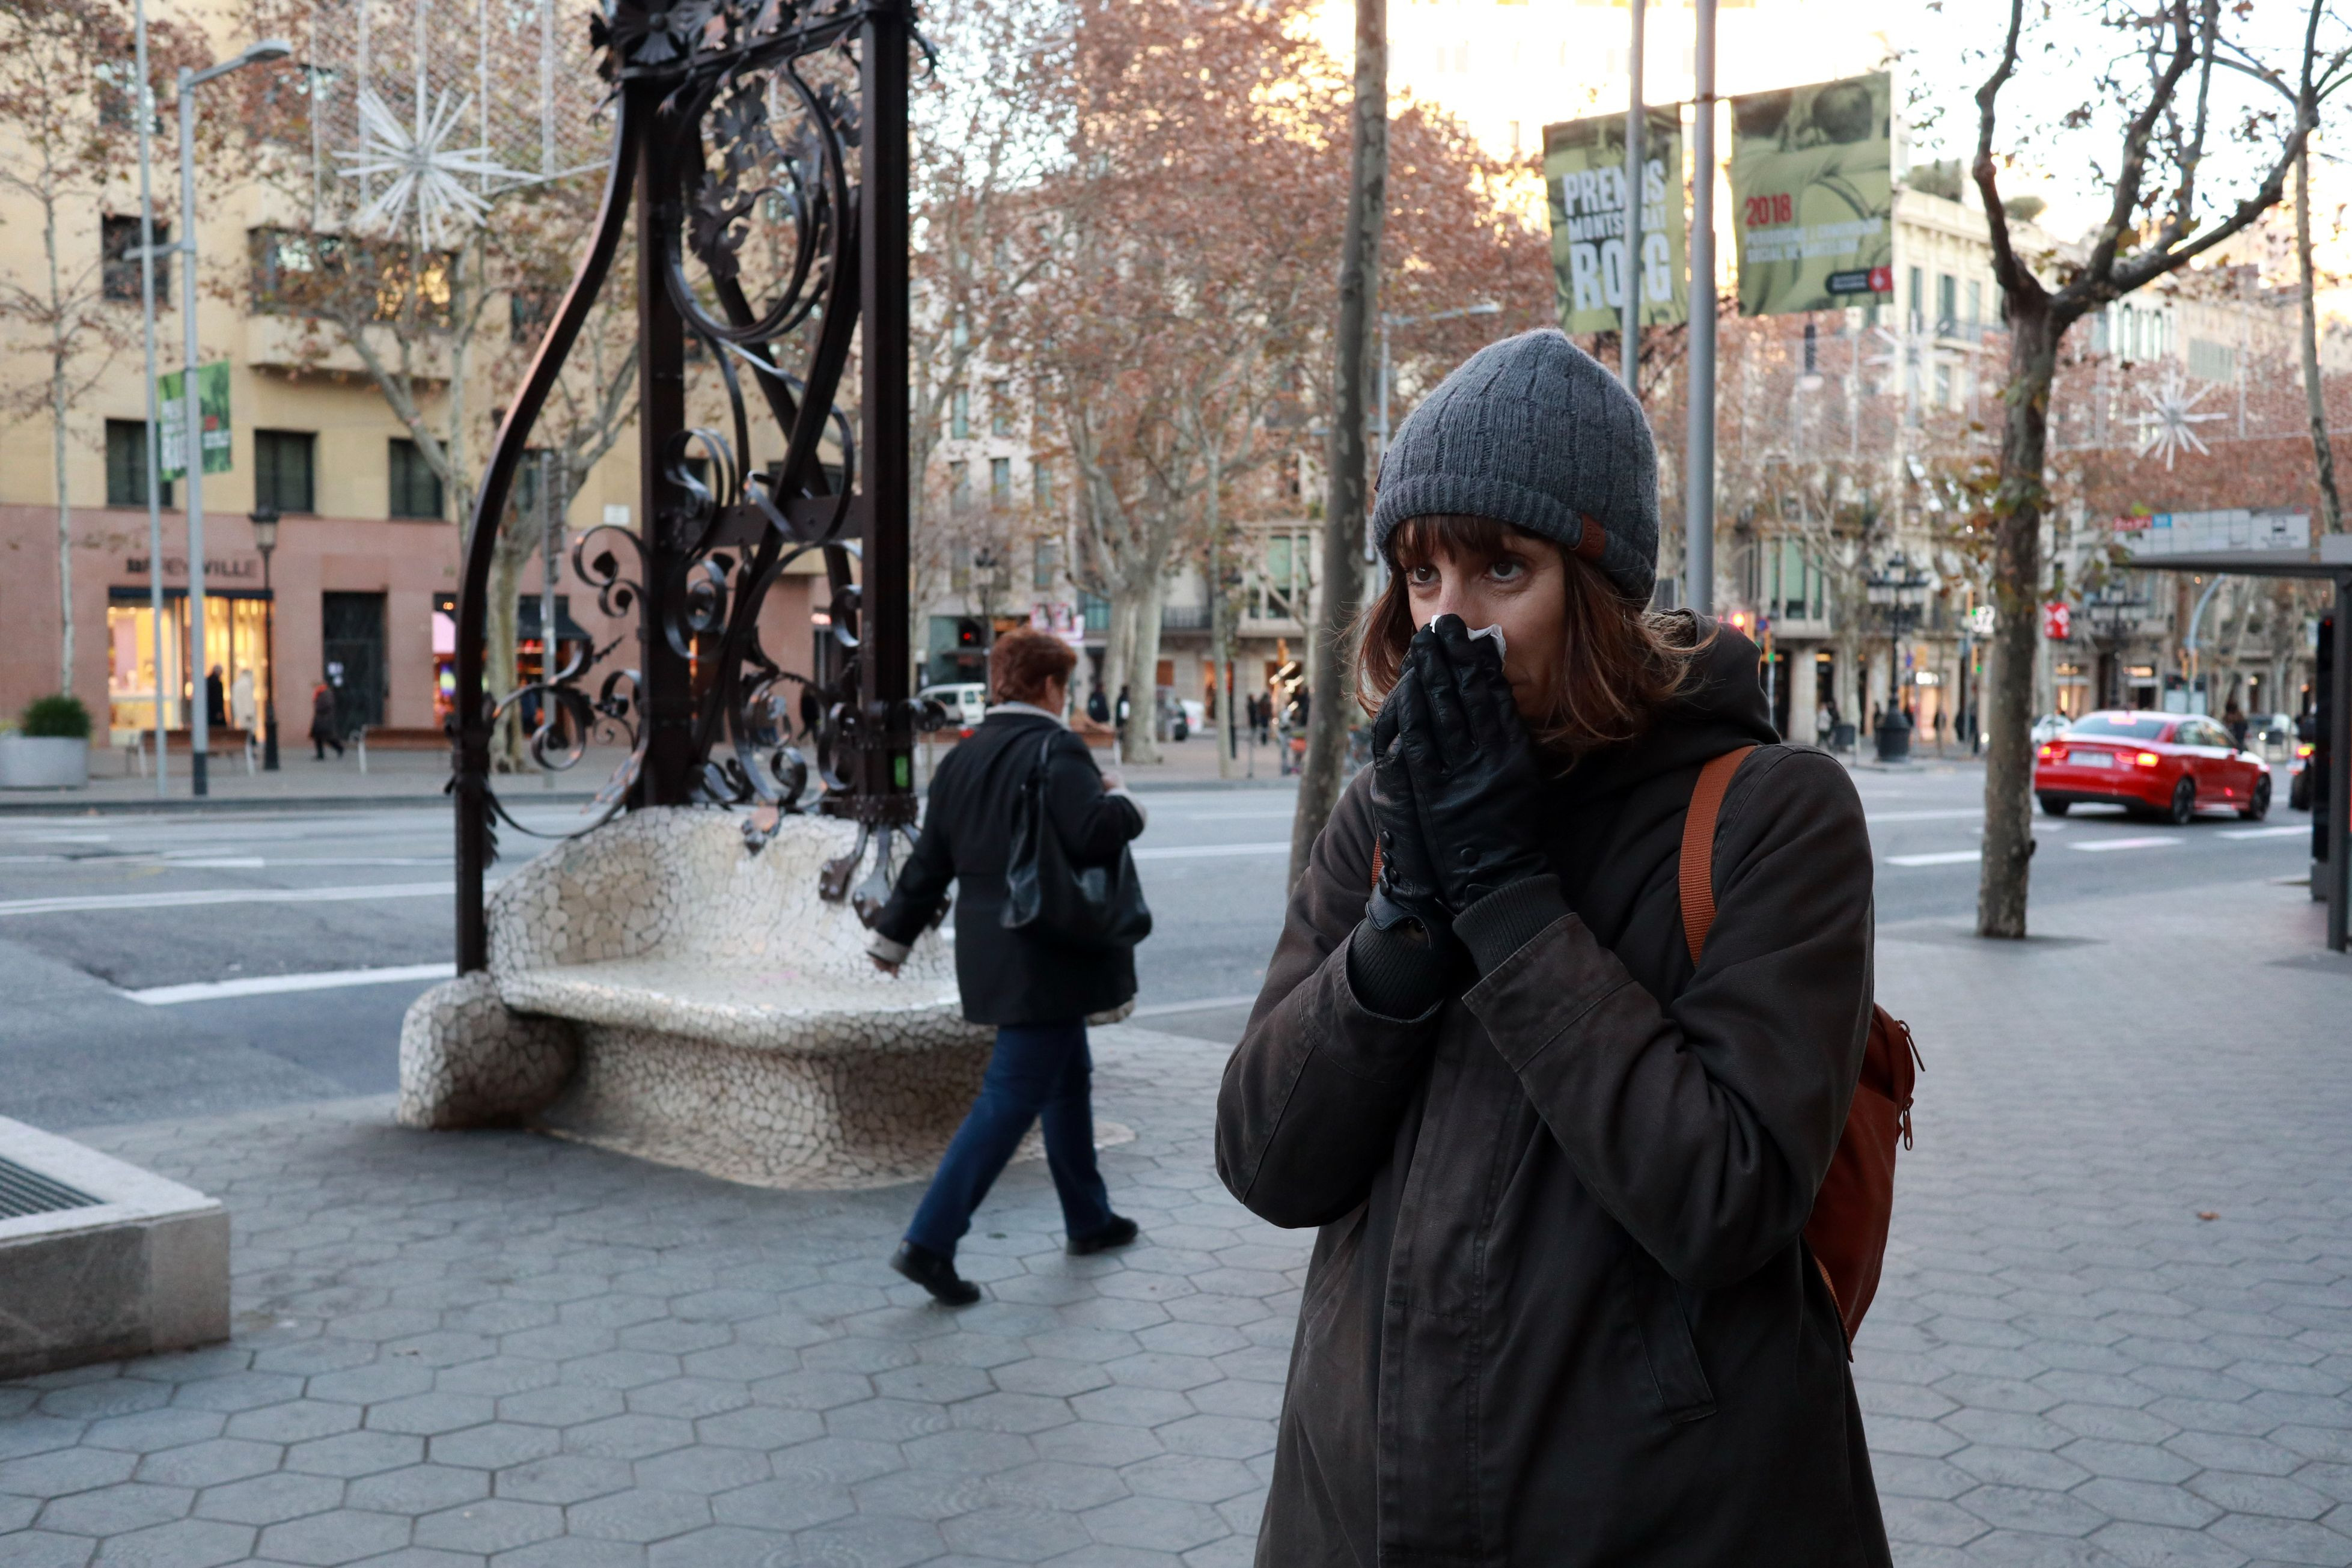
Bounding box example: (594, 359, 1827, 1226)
(105, 591, 271, 736)
(105, 419, 172, 509)
(388, 438, 444, 519)
(254, 429, 316, 514)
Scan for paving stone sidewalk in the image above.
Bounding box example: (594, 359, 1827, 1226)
(4, 875, 2350, 1567)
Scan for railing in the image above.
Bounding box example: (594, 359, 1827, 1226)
(450, 0, 931, 971)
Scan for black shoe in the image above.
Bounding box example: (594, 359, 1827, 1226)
(890, 1241, 980, 1306)
(1068, 1216, 1139, 1256)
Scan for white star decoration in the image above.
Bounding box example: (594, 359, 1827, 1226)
(2133, 370, 2226, 471)
(338, 87, 530, 248)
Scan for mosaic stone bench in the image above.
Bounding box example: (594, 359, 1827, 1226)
(398, 807, 994, 1189)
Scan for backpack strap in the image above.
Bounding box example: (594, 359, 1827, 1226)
(1678, 746, 1758, 966)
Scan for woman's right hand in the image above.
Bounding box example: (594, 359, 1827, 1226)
(1367, 667, 1450, 939)
(1396, 615, 1551, 912)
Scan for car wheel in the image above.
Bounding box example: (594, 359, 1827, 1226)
(2167, 777, 2196, 826)
(2039, 795, 2070, 817)
(2240, 775, 2271, 821)
(2291, 770, 2311, 811)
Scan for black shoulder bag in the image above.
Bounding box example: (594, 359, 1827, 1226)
(1001, 731, 1152, 950)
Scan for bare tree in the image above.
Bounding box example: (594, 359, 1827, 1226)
(0, 0, 201, 694)
(1289, 0, 1385, 889)
(1970, 0, 2326, 938)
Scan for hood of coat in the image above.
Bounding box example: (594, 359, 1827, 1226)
(1550, 614, 1777, 808)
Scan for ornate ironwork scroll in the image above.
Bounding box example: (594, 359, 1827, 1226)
(451, 0, 929, 972)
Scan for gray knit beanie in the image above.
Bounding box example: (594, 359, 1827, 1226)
(1371, 329, 1658, 604)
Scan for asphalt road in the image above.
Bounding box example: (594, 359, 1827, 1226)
(0, 755, 2317, 1130)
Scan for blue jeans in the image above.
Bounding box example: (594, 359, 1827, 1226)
(905, 1021, 1115, 1257)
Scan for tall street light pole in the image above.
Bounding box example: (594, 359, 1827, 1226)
(132, 0, 167, 797)
(249, 503, 279, 769)
(174, 39, 290, 798)
(1620, 0, 1645, 396)
(1686, 0, 1716, 615)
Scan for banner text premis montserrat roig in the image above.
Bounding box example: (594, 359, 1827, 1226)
(1543, 106, 1686, 336)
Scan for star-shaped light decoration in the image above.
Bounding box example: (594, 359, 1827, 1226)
(2132, 370, 2226, 471)
(338, 88, 531, 248)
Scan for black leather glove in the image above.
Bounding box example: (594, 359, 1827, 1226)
(1394, 615, 1551, 912)
(1366, 665, 1451, 941)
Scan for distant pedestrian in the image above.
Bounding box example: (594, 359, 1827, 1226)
(1814, 703, 1833, 746)
(2223, 701, 2247, 749)
(230, 670, 257, 734)
(1114, 684, 1131, 728)
(1220, 330, 1889, 1566)
(868, 627, 1148, 1306)
(309, 683, 344, 760)
(1086, 685, 1109, 724)
(206, 666, 227, 728)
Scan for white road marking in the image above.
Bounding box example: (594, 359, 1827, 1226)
(2069, 837, 2179, 853)
(171, 857, 267, 869)
(1131, 993, 1263, 1018)
(125, 962, 456, 1006)
(2218, 826, 2308, 840)
(1131, 841, 1290, 861)
(1865, 809, 1987, 823)
(0, 882, 458, 917)
(1886, 850, 1982, 867)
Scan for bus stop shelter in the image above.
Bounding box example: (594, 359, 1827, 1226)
(2128, 532, 2351, 953)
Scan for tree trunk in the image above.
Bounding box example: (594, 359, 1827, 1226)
(1208, 448, 1236, 780)
(1120, 576, 1164, 763)
(2296, 145, 2343, 535)
(43, 194, 72, 696)
(488, 538, 522, 770)
(1976, 305, 2059, 939)
(1290, 0, 1386, 892)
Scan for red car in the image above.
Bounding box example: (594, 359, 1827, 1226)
(2035, 710, 2273, 823)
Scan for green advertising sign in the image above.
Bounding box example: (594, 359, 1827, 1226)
(1543, 106, 1687, 335)
(158, 362, 232, 480)
(1727, 72, 1895, 317)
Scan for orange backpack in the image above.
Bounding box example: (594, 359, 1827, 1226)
(1682, 746, 1919, 1343)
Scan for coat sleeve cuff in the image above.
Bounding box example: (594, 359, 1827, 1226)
(1343, 918, 1456, 1020)
(1453, 874, 1572, 976)
(866, 932, 913, 965)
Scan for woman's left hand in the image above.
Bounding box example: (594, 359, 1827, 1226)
(1395, 615, 1551, 912)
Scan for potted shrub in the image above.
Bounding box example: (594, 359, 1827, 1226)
(0, 695, 93, 789)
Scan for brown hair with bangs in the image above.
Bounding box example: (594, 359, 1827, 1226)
(1358, 514, 1709, 757)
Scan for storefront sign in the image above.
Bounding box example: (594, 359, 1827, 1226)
(157, 362, 233, 480)
(1543, 106, 1688, 334)
(1729, 72, 1893, 317)
(2041, 602, 2071, 641)
(123, 555, 261, 582)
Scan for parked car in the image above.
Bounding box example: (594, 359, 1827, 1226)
(916, 682, 989, 737)
(2030, 713, 2072, 746)
(2248, 711, 2297, 760)
(2034, 710, 2271, 824)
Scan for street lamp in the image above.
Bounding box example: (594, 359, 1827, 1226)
(147, 35, 291, 798)
(1866, 554, 1931, 760)
(248, 502, 280, 770)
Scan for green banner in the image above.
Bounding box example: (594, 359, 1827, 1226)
(158, 362, 232, 480)
(1728, 72, 1894, 317)
(1543, 106, 1687, 335)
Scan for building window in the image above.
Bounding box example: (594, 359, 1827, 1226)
(388, 438, 444, 519)
(1907, 266, 1923, 329)
(990, 457, 1011, 507)
(102, 215, 169, 303)
(989, 381, 1013, 437)
(253, 430, 316, 514)
(1033, 538, 1061, 591)
(105, 419, 171, 509)
(1935, 273, 1956, 334)
(1966, 279, 1982, 328)
(251, 227, 453, 327)
(1033, 462, 1053, 511)
(951, 387, 970, 440)
(949, 460, 970, 510)
(2188, 337, 2237, 382)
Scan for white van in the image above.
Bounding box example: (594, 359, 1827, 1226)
(917, 683, 989, 733)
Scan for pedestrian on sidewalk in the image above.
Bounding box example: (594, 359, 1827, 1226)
(309, 682, 344, 760)
(1218, 330, 1889, 1566)
(868, 627, 1148, 1305)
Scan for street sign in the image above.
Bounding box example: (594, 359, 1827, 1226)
(158, 362, 232, 480)
(1966, 605, 1996, 636)
(2042, 602, 2071, 641)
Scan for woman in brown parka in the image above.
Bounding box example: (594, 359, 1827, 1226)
(1217, 331, 1890, 1567)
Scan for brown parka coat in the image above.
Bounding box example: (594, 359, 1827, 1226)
(1215, 627, 1892, 1567)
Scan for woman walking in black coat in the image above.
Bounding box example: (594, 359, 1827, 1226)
(869, 628, 1149, 1305)
(1218, 332, 1889, 1566)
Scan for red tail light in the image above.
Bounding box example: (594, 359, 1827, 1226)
(2037, 743, 2056, 760)
(2133, 751, 2161, 767)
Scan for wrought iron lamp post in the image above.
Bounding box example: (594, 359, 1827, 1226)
(248, 502, 280, 770)
(448, 0, 932, 971)
(1866, 554, 1931, 761)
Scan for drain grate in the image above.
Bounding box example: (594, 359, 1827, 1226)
(0, 1155, 101, 1219)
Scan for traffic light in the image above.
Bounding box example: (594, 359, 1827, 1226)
(956, 618, 985, 650)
